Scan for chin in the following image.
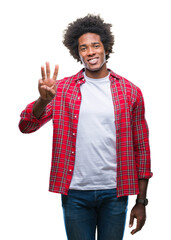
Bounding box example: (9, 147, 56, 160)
(86, 63, 105, 72)
(87, 67, 100, 72)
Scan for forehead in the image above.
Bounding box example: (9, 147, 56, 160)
(78, 33, 102, 45)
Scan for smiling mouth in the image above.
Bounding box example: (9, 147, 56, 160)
(88, 58, 98, 65)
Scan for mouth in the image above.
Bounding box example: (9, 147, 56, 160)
(87, 57, 99, 65)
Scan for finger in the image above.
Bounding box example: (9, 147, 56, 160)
(38, 79, 44, 89)
(49, 87, 56, 97)
(129, 213, 134, 228)
(41, 66, 45, 80)
(40, 85, 56, 97)
(46, 62, 50, 78)
(50, 83, 56, 90)
(53, 64, 59, 80)
(131, 219, 143, 235)
(39, 78, 44, 84)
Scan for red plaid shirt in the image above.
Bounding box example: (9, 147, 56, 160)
(19, 69, 152, 197)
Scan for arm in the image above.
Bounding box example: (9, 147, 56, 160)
(137, 178, 149, 200)
(129, 89, 152, 235)
(32, 97, 53, 119)
(129, 179, 148, 235)
(19, 100, 53, 133)
(132, 89, 152, 179)
(19, 63, 59, 133)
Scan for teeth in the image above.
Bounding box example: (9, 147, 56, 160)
(89, 58, 98, 64)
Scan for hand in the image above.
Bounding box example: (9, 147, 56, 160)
(129, 203, 146, 235)
(38, 62, 59, 101)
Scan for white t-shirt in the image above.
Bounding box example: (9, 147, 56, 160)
(69, 72, 117, 190)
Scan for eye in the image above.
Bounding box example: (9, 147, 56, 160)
(80, 46, 86, 51)
(94, 44, 100, 49)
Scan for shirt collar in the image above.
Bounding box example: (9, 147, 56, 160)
(74, 68, 121, 83)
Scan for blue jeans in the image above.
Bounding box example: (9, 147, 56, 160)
(61, 188, 128, 240)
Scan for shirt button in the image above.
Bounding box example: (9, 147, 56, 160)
(73, 133, 76, 136)
(78, 97, 80, 100)
(69, 169, 72, 172)
(72, 151, 74, 154)
(74, 115, 77, 118)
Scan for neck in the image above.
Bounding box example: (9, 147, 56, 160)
(85, 64, 109, 79)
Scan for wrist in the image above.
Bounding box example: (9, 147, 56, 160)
(136, 198, 148, 206)
(39, 96, 51, 105)
(32, 97, 50, 119)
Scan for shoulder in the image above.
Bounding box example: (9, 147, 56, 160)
(110, 70, 143, 100)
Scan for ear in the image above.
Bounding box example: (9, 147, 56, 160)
(105, 50, 109, 55)
(79, 54, 84, 64)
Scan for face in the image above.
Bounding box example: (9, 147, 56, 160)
(78, 33, 108, 78)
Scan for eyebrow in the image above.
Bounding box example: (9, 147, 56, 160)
(79, 42, 100, 47)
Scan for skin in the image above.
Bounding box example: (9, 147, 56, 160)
(32, 62, 58, 119)
(78, 33, 109, 79)
(32, 33, 149, 236)
(129, 179, 148, 235)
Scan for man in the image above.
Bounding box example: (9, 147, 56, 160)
(19, 14, 152, 240)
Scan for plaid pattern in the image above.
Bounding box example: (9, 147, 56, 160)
(19, 69, 152, 197)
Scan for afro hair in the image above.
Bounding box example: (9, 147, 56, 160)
(63, 14, 114, 62)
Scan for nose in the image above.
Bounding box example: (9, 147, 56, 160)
(87, 47, 95, 56)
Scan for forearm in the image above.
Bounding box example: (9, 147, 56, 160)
(130, 179, 148, 235)
(32, 97, 51, 119)
(137, 179, 149, 199)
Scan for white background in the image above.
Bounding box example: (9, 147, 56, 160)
(0, 0, 170, 239)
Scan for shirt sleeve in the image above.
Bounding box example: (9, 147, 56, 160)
(19, 100, 53, 133)
(132, 88, 153, 179)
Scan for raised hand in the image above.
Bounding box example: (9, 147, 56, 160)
(38, 62, 59, 101)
